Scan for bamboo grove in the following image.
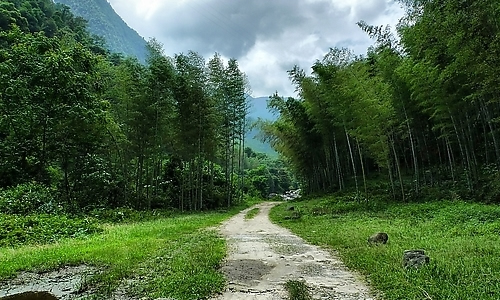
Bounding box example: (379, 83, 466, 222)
(0, 0, 251, 211)
(260, 0, 500, 202)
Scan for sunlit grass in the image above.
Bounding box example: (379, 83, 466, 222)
(0, 206, 248, 299)
(270, 197, 500, 300)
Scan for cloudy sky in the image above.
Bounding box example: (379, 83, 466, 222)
(107, 0, 405, 97)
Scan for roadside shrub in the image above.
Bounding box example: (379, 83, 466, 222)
(0, 182, 62, 214)
(0, 214, 101, 247)
(89, 207, 174, 224)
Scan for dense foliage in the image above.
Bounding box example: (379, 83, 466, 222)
(243, 147, 297, 198)
(261, 0, 500, 202)
(0, 0, 107, 52)
(0, 213, 101, 247)
(0, 0, 281, 213)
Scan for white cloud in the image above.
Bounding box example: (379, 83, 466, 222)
(135, 0, 163, 20)
(108, 0, 405, 97)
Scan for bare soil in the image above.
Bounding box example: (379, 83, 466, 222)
(0, 265, 97, 300)
(211, 202, 375, 300)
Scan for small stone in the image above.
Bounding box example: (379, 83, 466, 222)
(403, 249, 430, 269)
(287, 206, 295, 211)
(368, 232, 388, 244)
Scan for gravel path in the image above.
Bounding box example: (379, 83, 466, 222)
(211, 202, 375, 300)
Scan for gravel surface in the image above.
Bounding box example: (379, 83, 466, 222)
(211, 202, 375, 300)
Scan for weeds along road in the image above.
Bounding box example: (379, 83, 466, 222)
(212, 202, 374, 300)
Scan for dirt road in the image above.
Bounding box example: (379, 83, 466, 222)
(212, 202, 374, 300)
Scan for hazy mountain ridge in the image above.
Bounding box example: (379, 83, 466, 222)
(246, 96, 278, 157)
(53, 0, 147, 62)
(248, 96, 276, 120)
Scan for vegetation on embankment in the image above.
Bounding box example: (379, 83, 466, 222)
(270, 195, 500, 300)
(0, 204, 252, 300)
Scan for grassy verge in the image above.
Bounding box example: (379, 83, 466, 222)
(245, 207, 260, 220)
(0, 204, 250, 299)
(270, 197, 500, 300)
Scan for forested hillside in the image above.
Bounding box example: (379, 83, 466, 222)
(53, 0, 147, 62)
(0, 0, 105, 50)
(261, 0, 500, 202)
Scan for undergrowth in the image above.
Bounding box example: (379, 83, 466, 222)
(0, 214, 101, 247)
(271, 196, 500, 300)
(0, 209, 181, 248)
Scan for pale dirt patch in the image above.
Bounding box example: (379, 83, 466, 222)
(211, 202, 376, 300)
(0, 265, 97, 300)
(0, 265, 152, 300)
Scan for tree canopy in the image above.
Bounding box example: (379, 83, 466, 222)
(0, 0, 282, 213)
(260, 0, 500, 202)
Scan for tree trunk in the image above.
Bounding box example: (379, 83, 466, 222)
(390, 136, 405, 201)
(333, 133, 344, 190)
(345, 127, 359, 194)
(445, 136, 456, 185)
(481, 98, 500, 165)
(403, 106, 419, 194)
(356, 138, 368, 199)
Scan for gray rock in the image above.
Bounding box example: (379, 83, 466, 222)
(287, 206, 295, 211)
(403, 249, 430, 269)
(368, 232, 388, 244)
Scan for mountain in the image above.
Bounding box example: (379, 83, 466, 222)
(53, 0, 147, 62)
(248, 96, 277, 121)
(246, 96, 278, 157)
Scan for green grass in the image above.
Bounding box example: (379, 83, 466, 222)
(0, 205, 249, 299)
(270, 197, 500, 300)
(284, 280, 312, 300)
(245, 207, 260, 220)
